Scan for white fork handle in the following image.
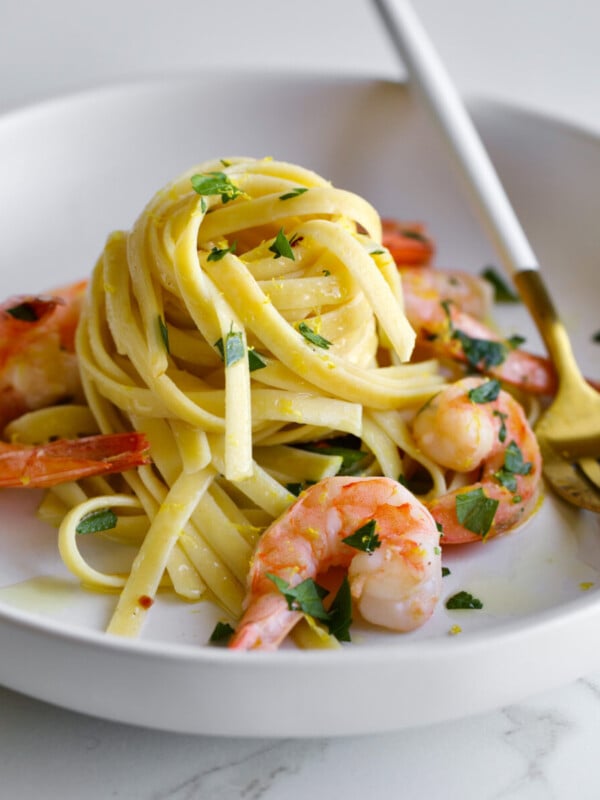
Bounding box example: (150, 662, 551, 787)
(372, 0, 539, 276)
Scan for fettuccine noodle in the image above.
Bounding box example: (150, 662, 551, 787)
(49, 157, 446, 637)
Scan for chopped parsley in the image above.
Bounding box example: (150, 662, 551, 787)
(326, 577, 353, 642)
(468, 379, 501, 403)
(442, 301, 508, 370)
(76, 508, 118, 535)
(452, 329, 507, 370)
(279, 187, 309, 200)
(6, 302, 39, 321)
(494, 410, 508, 442)
(342, 519, 381, 553)
(481, 266, 520, 302)
(455, 487, 499, 538)
(446, 590, 483, 610)
(267, 573, 353, 642)
(190, 171, 245, 205)
(298, 321, 331, 349)
(494, 440, 532, 492)
(215, 334, 267, 371)
(285, 480, 316, 496)
(209, 621, 235, 644)
(506, 333, 526, 349)
(158, 315, 170, 353)
(267, 573, 330, 621)
(214, 328, 245, 367)
(442, 566, 451, 577)
(269, 228, 296, 260)
(400, 229, 429, 243)
(247, 348, 267, 372)
(207, 241, 237, 262)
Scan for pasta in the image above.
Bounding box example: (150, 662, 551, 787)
(51, 156, 447, 637)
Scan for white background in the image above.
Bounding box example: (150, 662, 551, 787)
(2, 1, 600, 797)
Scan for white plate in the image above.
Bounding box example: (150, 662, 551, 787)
(0, 72, 599, 738)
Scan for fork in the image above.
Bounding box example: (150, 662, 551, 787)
(373, 0, 600, 512)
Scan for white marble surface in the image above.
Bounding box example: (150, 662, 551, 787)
(2, 0, 600, 796)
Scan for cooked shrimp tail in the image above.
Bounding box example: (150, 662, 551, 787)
(229, 476, 442, 651)
(0, 432, 150, 488)
(228, 593, 301, 651)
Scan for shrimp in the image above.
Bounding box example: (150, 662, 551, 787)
(381, 220, 587, 395)
(399, 266, 558, 394)
(0, 432, 150, 488)
(411, 376, 542, 544)
(229, 476, 442, 651)
(381, 219, 435, 266)
(0, 281, 87, 430)
(0, 281, 153, 488)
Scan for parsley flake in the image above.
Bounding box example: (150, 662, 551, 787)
(401, 229, 428, 243)
(269, 228, 296, 260)
(453, 330, 507, 370)
(504, 440, 532, 474)
(158, 315, 170, 353)
(494, 440, 532, 491)
(494, 410, 508, 442)
(209, 621, 235, 644)
(326, 576, 353, 642)
(214, 329, 245, 367)
(442, 566, 451, 577)
(76, 508, 118, 535)
(215, 335, 267, 371)
(298, 321, 331, 349)
(267, 573, 353, 642)
(207, 241, 237, 262)
(279, 187, 309, 200)
(592, 330, 600, 343)
(481, 266, 520, 302)
(468, 379, 501, 403)
(6, 302, 39, 321)
(506, 334, 526, 349)
(455, 488, 499, 538)
(342, 519, 381, 553)
(247, 348, 267, 372)
(190, 171, 244, 205)
(446, 590, 483, 610)
(267, 573, 330, 621)
(285, 480, 316, 496)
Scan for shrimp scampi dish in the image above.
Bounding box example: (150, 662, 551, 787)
(0, 156, 551, 651)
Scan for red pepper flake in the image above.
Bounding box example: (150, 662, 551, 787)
(138, 594, 154, 609)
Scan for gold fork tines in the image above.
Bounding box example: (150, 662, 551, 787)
(579, 457, 600, 489)
(540, 444, 600, 513)
(515, 269, 600, 511)
(372, 0, 600, 512)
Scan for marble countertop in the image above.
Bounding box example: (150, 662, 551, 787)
(2, 1, 600, 797)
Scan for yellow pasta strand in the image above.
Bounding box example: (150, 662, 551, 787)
(43, 156, 449, 639)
